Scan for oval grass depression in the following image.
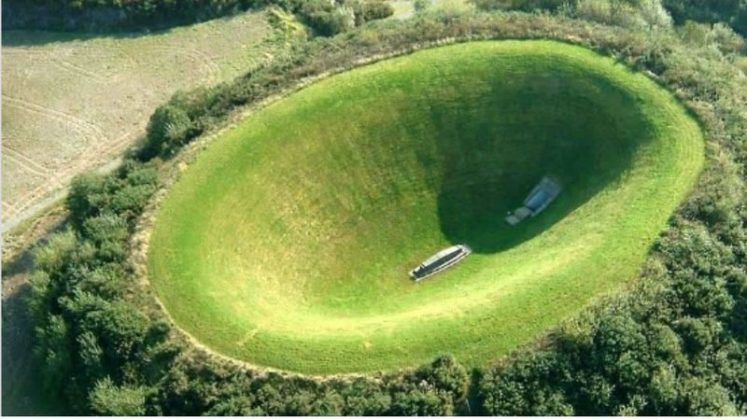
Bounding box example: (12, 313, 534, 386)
(147, 40, 705, 374)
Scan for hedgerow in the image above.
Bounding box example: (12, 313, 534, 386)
(2, 0, 393, 34)
(28, 7, 746, 415)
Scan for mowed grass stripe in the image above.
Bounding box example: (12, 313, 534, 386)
(148, 40, 704, 374)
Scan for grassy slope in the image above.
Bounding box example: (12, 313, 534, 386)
(1, 9, 283, 228)
(148, 40, 704, 374)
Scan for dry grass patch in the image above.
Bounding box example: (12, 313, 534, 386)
(2, 9, 289, 230)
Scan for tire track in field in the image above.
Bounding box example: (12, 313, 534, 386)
(2, 201, 20, 225)
(2, 96, 100, 218)
(3, 49, 110, 83)
(46, 43, 142, 82)
(2, 95, 105, 220)
(4, 70, 143, 221)
(2, 49, 45, 57)
(4, 46, 145, 222)
(5, 129, 141, 223)
(2, 95, 105, 140)
(48, 56, 109, 83)
(2, 143, 51, 177)
(3, 23, 266, 227)
(189, 48, 224, 84)
(139, 45, 223, 85)
(44, 42, 113, 83)
(2, 201, 17, 213)
(106, 47, 150, 85)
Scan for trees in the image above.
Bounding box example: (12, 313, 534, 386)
(34, 315, 73, 395)
(571, 0, 673, 29)
(81, 301, 150, 369)
(3, 0, 261, 31)
(663, 0, 747, 35)
(417, 354, 470, 405)
(353, 0, 394, 25)
(67, 173, 109, 228)
(3, 0, 393, 34)
(274, 0, 394, 36)
(30, 158, 170, 414)
(67, 160, 158, 227)
(479, 215, 746, 415)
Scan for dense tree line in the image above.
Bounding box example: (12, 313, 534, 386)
(480, 222, 747, 415)
(158, 354, 470, 415)
(474, 0, 747, 35)
(3, 0, 261, 32)
(29, 161, 167, 414)
(2, 0, 392, 34)
(27, 5, 746, 416)
(663, 0, 747, 35)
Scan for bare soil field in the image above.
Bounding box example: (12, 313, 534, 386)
(2, 10, 295, 414)
(2, 9, 284, 231)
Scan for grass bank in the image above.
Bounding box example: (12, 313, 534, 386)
(148, 40, 704, 374)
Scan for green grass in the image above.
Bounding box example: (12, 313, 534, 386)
(148, 40, 704, 374)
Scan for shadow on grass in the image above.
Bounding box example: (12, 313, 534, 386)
(2, 247, 36, 281)
(431, 73, 655, 254)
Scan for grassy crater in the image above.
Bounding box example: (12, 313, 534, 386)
(148, 40, 704, 374)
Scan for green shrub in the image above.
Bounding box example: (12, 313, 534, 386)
(89, 377, 148, 416)
(67, 173, 109, 228)
(142, 104, 193, 159)
(298, 0, 356, 36)
(353, 0, 394, 25)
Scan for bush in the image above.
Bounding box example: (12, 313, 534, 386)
(353, 0, 394, 25)
(298, 0, 356, 36)
(142, 104, 192, 159)
(89, 377, 148, 416)
(67, 160, 158, 226)
(67, 173, 109, 228)
(82, 213, 129, 262)
(568, 0, 672, 29)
